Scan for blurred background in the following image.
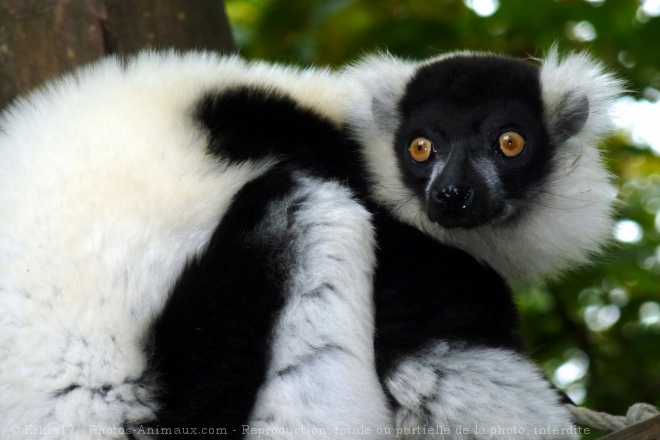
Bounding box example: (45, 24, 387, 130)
(223, 0, 660, 426)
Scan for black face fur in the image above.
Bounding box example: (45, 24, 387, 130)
(395, 55, 555, 229)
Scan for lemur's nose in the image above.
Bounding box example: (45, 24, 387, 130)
(432, 184, 473, 211)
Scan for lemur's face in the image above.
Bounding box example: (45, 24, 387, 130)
(348, 49, 618, 279)
(394, 56, 571, 229)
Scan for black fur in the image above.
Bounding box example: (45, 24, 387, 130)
(371, 208, 521, 379)
(148, 167, 297, 436)
(150, 88, 367, 436)
(148, 83, 524, 434)
(198, 86, 365, 191)
(395, 55, 554, 227)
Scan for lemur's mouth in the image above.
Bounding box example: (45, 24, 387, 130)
(425, 185, 493, 229)
(425, 200, 491, 229)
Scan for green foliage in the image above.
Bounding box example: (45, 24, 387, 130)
(225, 0, 660, 418)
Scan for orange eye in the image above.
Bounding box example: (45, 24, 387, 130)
(409, 137, 433, 163)
(499, 131, 525, 157)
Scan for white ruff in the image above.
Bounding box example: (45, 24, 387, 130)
(342, 48, 623, 282)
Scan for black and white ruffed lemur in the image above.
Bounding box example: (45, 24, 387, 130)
(0, 47, 622, 439)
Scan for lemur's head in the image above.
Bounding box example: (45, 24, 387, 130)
(343, 47, 624, 281)
(395, 55, 567, 229)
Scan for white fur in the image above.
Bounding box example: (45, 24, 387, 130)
(342, 47, 623, 282)
(386, 341, 578, 440)
(340, 53, 417, 221)
(246, 175, 392, 439)
(0, 51, 342, 438)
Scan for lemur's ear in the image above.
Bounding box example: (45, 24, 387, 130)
(539, 45, 625, 145)
(553, 93, 589, 143)
(371, 94, 399, 132)
(341, 53, 415, 138)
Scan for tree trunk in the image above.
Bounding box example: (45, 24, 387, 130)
(0, 0, 235, 109)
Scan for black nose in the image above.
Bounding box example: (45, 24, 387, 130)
(432, 184, 473, 211)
